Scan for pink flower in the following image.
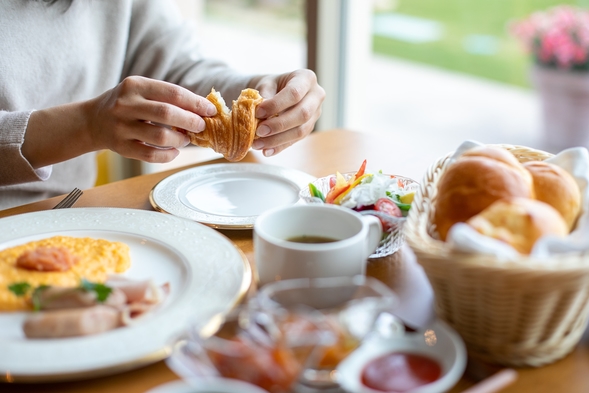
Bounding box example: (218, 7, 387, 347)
(553, 36, 577, 68)
(511, 5, 589, 70)
(551, 6, 577, 30)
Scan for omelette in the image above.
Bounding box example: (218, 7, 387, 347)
(0, 236, 131, 311)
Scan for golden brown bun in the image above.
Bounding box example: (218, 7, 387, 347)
(185, 88, 263, 162)
(523, 161, 581, 231)
(434, 146, 534, 240)
(466, 197, 568, 254)
(460, 146, 534, 184)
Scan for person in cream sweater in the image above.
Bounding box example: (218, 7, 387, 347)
(0, 0, 325, 209)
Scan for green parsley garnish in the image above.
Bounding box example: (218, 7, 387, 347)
(8, 282, 32, 297)
(80, 279, 112, 303)
(31, 285, 50, 311)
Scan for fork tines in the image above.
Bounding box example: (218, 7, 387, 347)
(52, 188, 83, 209)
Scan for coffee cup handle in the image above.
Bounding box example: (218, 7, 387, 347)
(362, 215, 383, 258)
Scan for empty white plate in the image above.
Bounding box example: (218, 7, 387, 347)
(150, 163, 315, 229)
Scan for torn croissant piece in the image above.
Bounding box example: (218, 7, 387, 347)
(186, 88, 264, 162)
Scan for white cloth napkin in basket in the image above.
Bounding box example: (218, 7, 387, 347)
(445, 141, 589, 262)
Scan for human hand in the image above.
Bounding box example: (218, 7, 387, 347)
(249, 69, 325, 156)
(87, 76, 217, 163)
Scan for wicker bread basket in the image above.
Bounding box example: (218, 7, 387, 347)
(404, 144, 589, 367)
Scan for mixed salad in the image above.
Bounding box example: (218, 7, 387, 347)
(307, 160, 416, 231)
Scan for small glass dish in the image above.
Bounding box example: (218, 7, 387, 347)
(166, 306, 333, 393)
(299, 173, 419, 258)
(254, 275, 404, 389)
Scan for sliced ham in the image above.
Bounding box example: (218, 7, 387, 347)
(23, 305, 120, 338)
(116, 281, 171, 326)
(35, 287, 127, 310)
(106, 275, 169, 304)
(105, 275, 153, 303)
(21, 276, 170, 338)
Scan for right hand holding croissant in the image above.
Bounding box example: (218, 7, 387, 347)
(22, 76, 216, 169)
(87, 76, 216, 163)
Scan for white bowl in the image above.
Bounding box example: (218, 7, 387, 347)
(336, 319, 467, 393)
(145, 378, 270, 393)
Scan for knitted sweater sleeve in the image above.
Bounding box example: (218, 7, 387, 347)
(0, 110, 51, 186)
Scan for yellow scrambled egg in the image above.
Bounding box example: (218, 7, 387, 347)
(0, 236, 131, 311)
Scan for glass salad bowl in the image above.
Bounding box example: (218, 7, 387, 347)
(299, 164, 419, 258)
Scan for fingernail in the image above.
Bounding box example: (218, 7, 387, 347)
(263, 148, 275, 157)
(206, 105, 217, 116)
(257, 125, 271, 137)
(257, 108, 267, 118)
(197, 120, 206, 132)
(252, 140, 263, 150)
(182, 135, 190, 147)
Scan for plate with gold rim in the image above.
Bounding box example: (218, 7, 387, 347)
(149, 163, 316, 229)
(0, 208, 250, 382)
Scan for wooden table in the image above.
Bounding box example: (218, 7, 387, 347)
(1, 129, 588, 393)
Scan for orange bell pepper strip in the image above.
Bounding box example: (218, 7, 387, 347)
(354, 159, 367, 180)
(333, 173, 373, 205)
(325, 172, 350, 204)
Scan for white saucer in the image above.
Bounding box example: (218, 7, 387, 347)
(150, 163, 315, 229)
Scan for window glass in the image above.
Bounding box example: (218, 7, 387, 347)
(201, 0, 306, 75)
(373, 0, 589, 87)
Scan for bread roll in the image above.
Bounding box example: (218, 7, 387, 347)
(184, 88, 263, 162)
(466, 197, 568, 254)
(523, 161, 581, 231)
(434, 146, 534, 240)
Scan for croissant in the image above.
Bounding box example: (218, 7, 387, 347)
(185, 88, 263, 162)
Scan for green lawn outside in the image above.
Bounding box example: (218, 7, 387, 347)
(374, 0, 589, 87)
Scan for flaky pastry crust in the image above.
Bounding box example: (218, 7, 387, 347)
(186, 88, 263, 162)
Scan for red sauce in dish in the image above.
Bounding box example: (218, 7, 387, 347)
(361, 352, 442, 392)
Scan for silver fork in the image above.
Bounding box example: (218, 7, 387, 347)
(52, 188, 83, 209)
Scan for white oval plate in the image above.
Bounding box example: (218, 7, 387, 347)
(0, 208, 250, 382)
(149, 163, 316, 229)
(336, 319, 467, 393)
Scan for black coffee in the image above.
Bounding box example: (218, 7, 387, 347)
(287, 235, 339, 244)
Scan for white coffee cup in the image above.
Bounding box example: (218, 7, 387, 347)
(253, 204, 382, 287)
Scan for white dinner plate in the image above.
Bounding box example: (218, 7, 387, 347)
(0, 208, 250, 382)
(149, 163, 316, 229)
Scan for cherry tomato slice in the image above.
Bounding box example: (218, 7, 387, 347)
(375, 198, 402, 218)
(374, 198, 402, 232)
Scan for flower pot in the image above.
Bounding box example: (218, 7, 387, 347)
(531, 65, 589, 153)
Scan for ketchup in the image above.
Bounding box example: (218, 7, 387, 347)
(361, 352, 442, 392)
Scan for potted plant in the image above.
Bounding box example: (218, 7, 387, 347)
(511, 5, 589, 152)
